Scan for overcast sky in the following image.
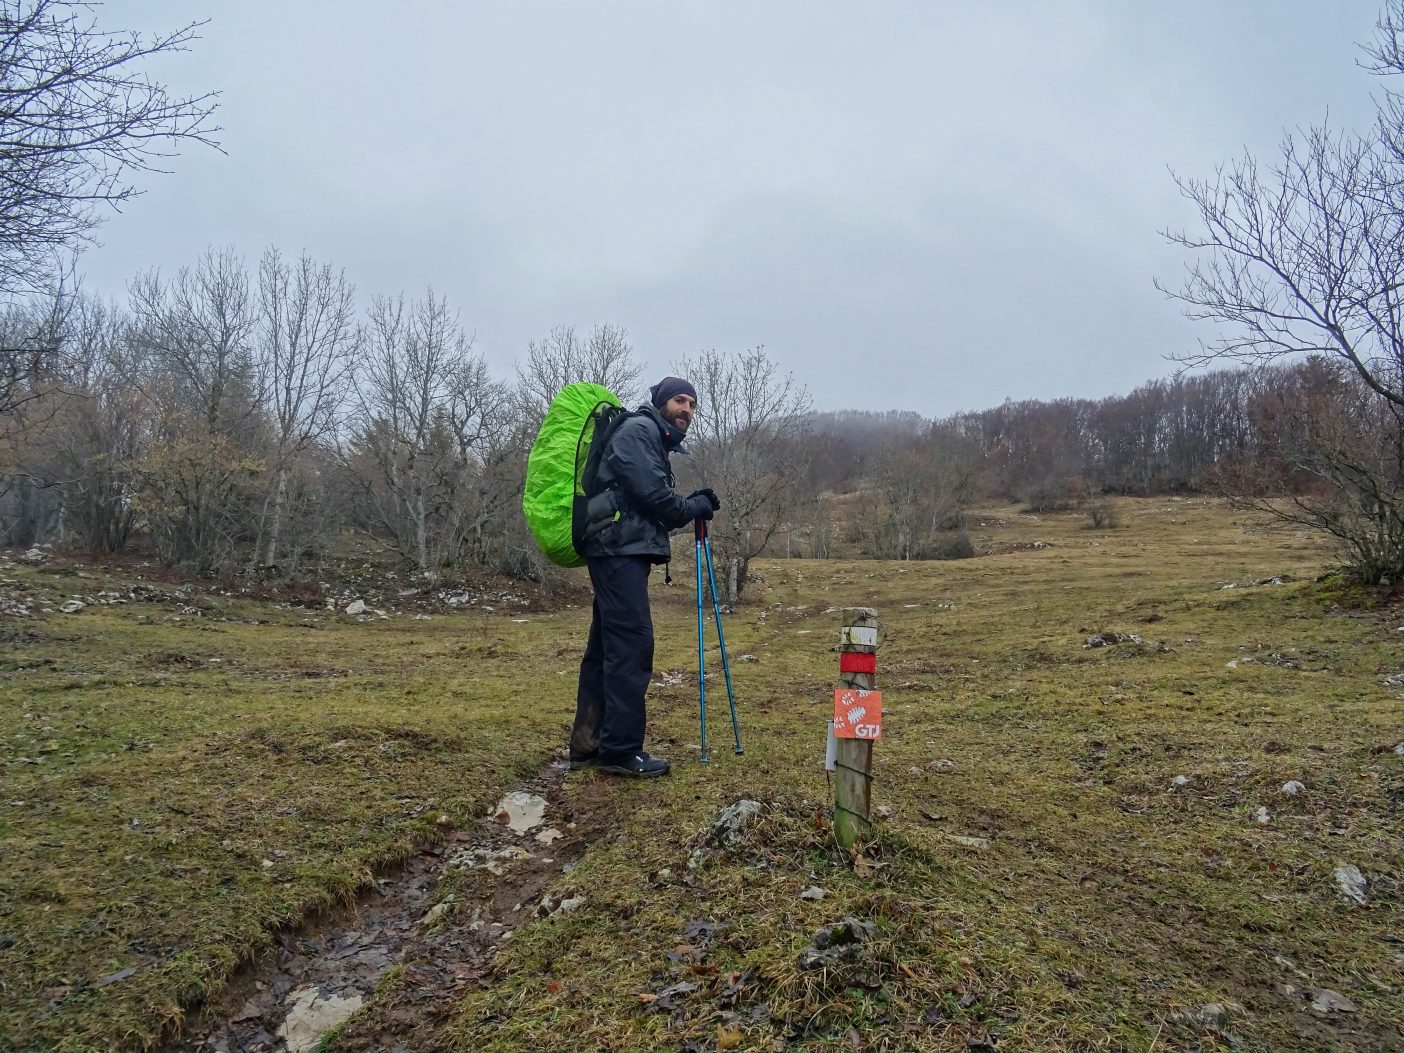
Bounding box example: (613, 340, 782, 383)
(82, 1, 1385, 416)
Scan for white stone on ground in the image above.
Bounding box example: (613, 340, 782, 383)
(277, 986, 364, 1053)
(493, 791, 547, 833)
(1334, 864, 1368, 906)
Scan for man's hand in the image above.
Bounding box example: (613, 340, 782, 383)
(685, 494, 716, 521)
(688, 487, 721, 511)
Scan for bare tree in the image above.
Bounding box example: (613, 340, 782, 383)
(0, 260, 79, 426)
(1218, 357, 1404, 582)
(0, 275, 77, 542)
(128, 246, 256, 431)
(0, 1, 220, 296)
(673, 347, 811, 601)
(347, 290, 501, 574)
(42, 293, 146, 550)
(1160, 0, 1404, 581)
(249, 248, 356, 571)
(865, 425, 981, 560)
(514, 322, 643, 423)
(125, 248, 261, 571)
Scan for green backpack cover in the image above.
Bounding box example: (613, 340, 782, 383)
(523, 383, 623, 567)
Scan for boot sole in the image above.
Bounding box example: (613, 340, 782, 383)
(596, 762, 670, 778)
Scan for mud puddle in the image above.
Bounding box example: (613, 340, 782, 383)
(166, 757, 614, 1053)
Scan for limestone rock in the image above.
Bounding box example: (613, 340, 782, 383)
(1334, 865, 1368, 906)
(276, 986, 364, 1053)
(1307, 987, 1358, 1014)
(492, 791, 547, 834)
(688, 799, 763, 869)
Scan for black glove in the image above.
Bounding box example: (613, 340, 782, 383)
(685, 494, 715, 521)
(687, 487, 721, 511)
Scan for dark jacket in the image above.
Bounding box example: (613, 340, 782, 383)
(582, 403, 700, 562)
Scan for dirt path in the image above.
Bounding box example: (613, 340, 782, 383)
(167, 757, 616, 1053)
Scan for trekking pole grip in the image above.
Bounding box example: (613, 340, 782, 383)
(695, 517, 707, 540)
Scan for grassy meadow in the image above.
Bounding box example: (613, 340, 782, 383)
(2, 498, 1401, 1052)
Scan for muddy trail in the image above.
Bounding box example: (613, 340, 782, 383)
(168, 757, 618, 1053)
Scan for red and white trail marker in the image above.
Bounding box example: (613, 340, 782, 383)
(832, 607, 880, 850)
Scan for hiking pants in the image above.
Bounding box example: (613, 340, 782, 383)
(572, 555, 654, 762)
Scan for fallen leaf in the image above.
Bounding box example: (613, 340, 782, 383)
(637, 993, 658, 1004)
(546, 981, 562, 994)
(667, 942, 703, 963)
(718, 1024, 743, 1050)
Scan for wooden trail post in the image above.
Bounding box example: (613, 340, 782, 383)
(833, 607, 880, 849)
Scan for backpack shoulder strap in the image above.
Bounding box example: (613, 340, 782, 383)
(578, 402, 635, 498)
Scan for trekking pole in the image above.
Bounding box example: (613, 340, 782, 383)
(701, 524, 743, 755)
(695, 518, 709, 763)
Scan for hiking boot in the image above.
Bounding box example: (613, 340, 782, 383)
(596, 752, 670, 778)
(568, 752, 597, 770)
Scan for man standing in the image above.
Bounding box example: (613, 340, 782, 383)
(570, 376, 721, 777)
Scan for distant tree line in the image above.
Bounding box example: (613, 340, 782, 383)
(770, 360, 1371, 566)
(0, 249, 812, 599)
(2, 241, 1397, 593)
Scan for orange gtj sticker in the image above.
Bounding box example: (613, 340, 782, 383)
(833, 688, 882, 740)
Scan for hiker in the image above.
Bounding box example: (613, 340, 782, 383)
(570, 376, 722, 777)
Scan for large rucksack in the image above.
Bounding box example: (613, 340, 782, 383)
(522, 383, 636, 567)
